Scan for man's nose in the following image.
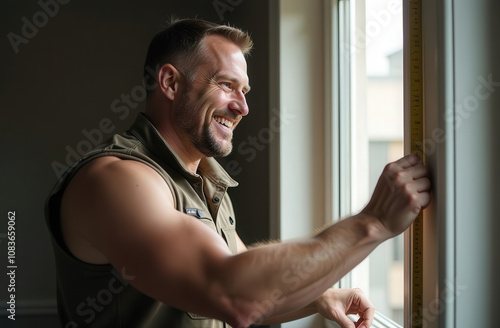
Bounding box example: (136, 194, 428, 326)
(228, 91, 249, 116)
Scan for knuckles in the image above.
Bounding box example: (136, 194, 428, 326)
(393, 171, 407, 186)
(383, 162, 398, 175)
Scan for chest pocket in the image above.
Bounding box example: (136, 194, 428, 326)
(184, 207, 238, 255)
(184, 207, 217, 231)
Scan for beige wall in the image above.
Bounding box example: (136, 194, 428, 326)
(279, 0, 327, 327)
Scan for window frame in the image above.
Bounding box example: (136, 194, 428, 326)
(324, 2, 404, 324)
(280, 0, 495, 326)
(323, 0, 458, 327)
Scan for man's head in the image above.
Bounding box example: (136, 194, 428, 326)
(143, 18, 253, 96)
(144, 18, 253, 159)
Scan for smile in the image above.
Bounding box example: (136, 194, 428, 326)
(214, 115, 234, 129)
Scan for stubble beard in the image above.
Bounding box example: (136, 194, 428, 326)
(175, 93, 233, 158)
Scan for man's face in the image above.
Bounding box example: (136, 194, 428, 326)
(174, 35, 250, 158)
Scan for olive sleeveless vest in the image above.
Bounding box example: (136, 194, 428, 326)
(45, 113, 239, 328)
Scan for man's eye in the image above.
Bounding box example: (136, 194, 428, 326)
(220, 82, 232, 90)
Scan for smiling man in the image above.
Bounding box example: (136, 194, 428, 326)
(45, 18, 431, 328)
(150, 31, 251, 167)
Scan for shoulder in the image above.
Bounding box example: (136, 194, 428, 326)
(68, 156, 171, 198)
(60, 155, 174, 263)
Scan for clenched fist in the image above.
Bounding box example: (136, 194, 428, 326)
(362, 154, 431, 238)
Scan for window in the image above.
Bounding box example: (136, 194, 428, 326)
(323, 0, 493, 327)
(278, 1, 460, 327)
(335, 0, 405, 325)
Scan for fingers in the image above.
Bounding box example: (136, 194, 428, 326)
(316, 288, 375, 328)
(350, 289, 375, 328)
(387, 157, 427, 180)
(396, 154, 421, 169)
(409, 163, 428, 180)
(413, 176, 431, 192)
(340, 288, 374, 328)
(397, 157, 432, 208)
(417, 190, 432, 209)
(392, 155, 429, 180)
(335, 313, 356, 328)
(364, 154, 432, 238)
(387, 155, 431, 195)
(355, 304, 375, 328)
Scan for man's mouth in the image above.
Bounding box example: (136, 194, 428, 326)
(214, 115, 234, 129)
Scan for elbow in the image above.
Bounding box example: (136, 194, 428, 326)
(207, 281, 269, 327)
(212, 286, 286, 327)
(208, 253, 282, 327)
(221, 303, 262, 328)
(207, 286, 260, 328)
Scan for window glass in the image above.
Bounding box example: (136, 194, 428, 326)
(346, 0, 404, 324)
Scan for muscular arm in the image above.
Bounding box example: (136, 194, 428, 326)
(234, 235, 318, 325)
(61, 155, 430, 328)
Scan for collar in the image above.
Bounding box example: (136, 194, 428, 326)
(128, 113, 238, 188)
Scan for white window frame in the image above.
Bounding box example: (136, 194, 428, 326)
(325, 0, 402, 326)
(324, 0, 455, 327)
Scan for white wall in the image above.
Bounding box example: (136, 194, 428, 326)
(279, 0, 327, 327)
(279, 0, 326, 242)
(453, 0, 500, 327)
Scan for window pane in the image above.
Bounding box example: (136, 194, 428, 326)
(348, 0, 404, 324)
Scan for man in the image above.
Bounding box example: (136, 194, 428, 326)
(45, 18, 431, 328)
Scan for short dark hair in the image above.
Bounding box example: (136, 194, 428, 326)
(143, 18, 253, 95)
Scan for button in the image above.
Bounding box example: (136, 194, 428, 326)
(229, 216, 234, 225)
(212, 196, 220, 203)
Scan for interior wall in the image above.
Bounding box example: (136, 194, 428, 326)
(0, 1, 274, 326)
(279, 0, 326, 327)
(453, 0, 500, 327)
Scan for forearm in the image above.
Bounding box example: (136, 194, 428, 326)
(259, 302, 316, 325)
(218, 212, 389, 326)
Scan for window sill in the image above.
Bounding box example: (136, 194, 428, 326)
(324, 311, 402, 328)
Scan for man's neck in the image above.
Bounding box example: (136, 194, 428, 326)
(144, 111, 203, 175)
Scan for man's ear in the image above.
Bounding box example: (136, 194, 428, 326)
(158, 64, 182, 101)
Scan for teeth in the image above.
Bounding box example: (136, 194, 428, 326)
(215, 116, 234, 128)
